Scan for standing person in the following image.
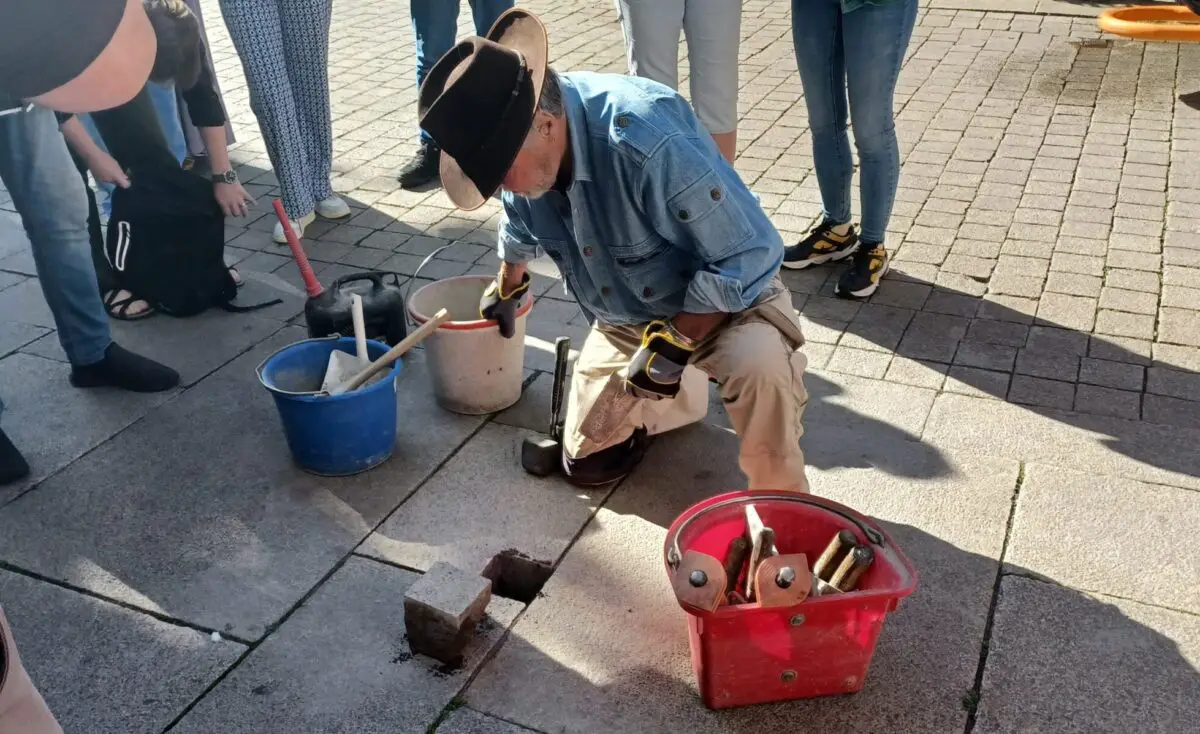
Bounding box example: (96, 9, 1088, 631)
(0, 106, 181, 484)
(179, 0, 236, 171)
(614, 0, 743, 163)
(396, 0, 514, 189)
(418, 10, 810, 491)
(781, 0, 918, 300)
(218, 0, 350, 243)
(1, 3, 168, 730)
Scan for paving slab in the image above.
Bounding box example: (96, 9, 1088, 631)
(974, 576, 1200, 734)
(0, 270, 25, 292)
(0, 277, 55, 327)
(435, 707, 541, 733)
(0, 330, 484, 638)
(466, 421, 1017, 734)
(801, 368, 938, 439)
(0, 352, 176, 505)
(0, 319, 48, 357)
(171, 556, 522, 734)
(360, 422, 607, 576)
(923, 393, 1200, 490)
(22, 310, 285, 385)
(1006, 464, 1200, 613)
(0, 569, 244, 734)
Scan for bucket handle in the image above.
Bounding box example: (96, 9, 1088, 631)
(664, 493, 885, 570)
(402, 244, 457, 328)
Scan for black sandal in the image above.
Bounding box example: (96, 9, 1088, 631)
(103, 290, 155, 321)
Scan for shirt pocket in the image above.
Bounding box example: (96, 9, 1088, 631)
(611, 238, 695, 306)
(667, 170, 755, 258)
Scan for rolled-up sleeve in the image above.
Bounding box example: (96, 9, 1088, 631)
(497, 194, 542, 264)
(640, 134, 783, 314)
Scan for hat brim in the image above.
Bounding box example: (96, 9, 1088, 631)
(438, 9, 549, 210)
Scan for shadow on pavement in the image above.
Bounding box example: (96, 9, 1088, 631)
(463, 506, 1200, 733)
(786, 263, 1200, 483)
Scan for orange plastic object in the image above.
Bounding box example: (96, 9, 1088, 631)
(1098, 6, 1200, 42)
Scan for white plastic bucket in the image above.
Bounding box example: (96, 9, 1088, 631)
(407, 274, 532, 415)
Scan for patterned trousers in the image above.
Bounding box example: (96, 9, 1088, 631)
(219, 0, 334, 220)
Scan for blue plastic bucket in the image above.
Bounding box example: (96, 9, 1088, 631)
(256, 336, 402, 476)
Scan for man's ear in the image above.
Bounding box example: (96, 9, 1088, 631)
(533, 110, 555, 139)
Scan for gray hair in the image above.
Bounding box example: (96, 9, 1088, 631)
(537, 68, 564, 117)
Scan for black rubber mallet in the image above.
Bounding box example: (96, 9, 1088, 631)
(521, 336, 571, 476)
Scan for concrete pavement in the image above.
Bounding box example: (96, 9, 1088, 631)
(0, 1, 1197, 732)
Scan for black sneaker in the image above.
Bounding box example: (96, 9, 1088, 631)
(782, 221, 859, 270)
(835, 242, 890, 299)
(70, 343, 180, 393)
(561, 428, 649, 488)
(0, 427, 30, 485)
(396, 139, 441, 189)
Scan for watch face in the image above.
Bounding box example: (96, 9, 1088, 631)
(214, 170, 236, 184)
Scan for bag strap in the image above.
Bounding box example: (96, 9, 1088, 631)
(221, 297, 283, 313)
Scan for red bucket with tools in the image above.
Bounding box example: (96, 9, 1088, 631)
(663, 491, 917, 709)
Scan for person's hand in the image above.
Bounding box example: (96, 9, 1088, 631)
(480, 272, 530, 339)
(214, 181, 254, 217)
(623, 320, 696, 400)
(86, 150, 130, 188)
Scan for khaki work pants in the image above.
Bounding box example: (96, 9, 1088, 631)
(563, 284, 810, 492)
(0, 607, 63, 734)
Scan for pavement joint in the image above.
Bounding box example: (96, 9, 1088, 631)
(963, 461, 1025, 734)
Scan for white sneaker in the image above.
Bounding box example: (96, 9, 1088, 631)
(315, 195, 351, 220)
(273, 211, 316, 244)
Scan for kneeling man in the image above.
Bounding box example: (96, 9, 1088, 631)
(417, 9, 810, 492)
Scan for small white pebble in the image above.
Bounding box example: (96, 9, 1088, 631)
(211, 632, 222, 643)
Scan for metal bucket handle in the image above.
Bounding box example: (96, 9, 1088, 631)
(402, 243, 457, 329)
(664, 493, 886, 570)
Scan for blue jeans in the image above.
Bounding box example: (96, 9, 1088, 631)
(791, 0, 917, 244)
(412, 0, 514, 143)
(0, 106, 113, 419)
(78, 81, 186, 218)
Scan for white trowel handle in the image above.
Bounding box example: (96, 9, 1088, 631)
(334, 308, 451, 394)
(351, 293, 368, 364)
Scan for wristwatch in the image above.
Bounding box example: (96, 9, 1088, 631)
(211, 169, 239, 185)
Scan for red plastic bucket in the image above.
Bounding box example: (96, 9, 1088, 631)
(663, 491, 917, 709)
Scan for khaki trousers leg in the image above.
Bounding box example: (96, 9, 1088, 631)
(0, 607, 63, 734)
(562, 284, 810, 492)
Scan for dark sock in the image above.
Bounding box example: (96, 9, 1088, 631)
(0, 427, 30, 485)
(70, 343, 180, 393)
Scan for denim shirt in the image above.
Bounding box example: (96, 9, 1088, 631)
(496, 71, 784, 326)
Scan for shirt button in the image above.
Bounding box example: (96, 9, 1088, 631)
(643, 286, 654, 297)
(710, 188, 722, 201)
(583, 246, 593, 257)
(678, 209, 690, 220)
(601, 286, 611, 296)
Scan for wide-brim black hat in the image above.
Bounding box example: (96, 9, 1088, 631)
(416, 9, 548, 210)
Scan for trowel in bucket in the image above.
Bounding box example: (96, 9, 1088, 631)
(320, 294, 372, 393)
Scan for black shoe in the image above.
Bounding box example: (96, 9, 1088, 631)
(782, 221, 859, 270)
(0, 427, 30, 485)
(562, 428, 649, 488)
(396, 139, 441, 189)
(835, 242, 890, 299)
(70, 343, 180, 393)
